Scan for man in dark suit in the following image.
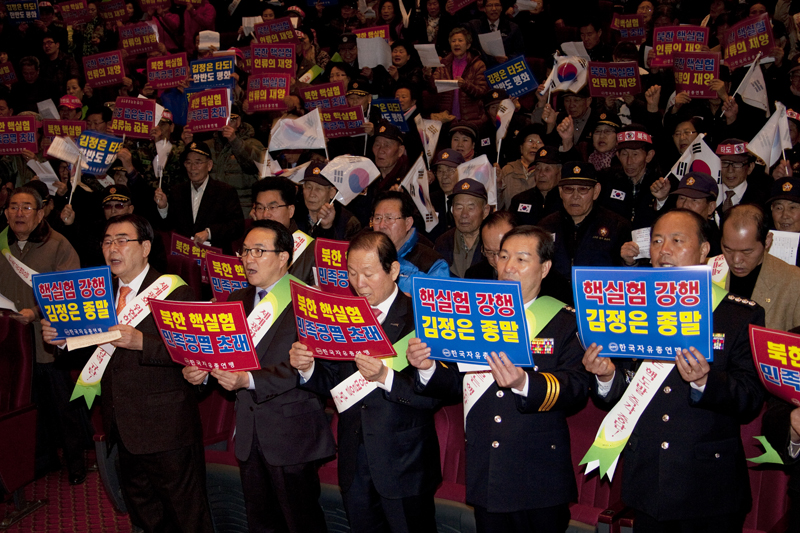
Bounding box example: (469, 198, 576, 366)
(409, 225, 593, 533)
(43, 214, 213, 533)
(183, 219, 335, 533)
(469, 0, 524, 66)
(154, 142, 244, 254)
(583, 209, 765, 532)
(290, 232, 442, 533)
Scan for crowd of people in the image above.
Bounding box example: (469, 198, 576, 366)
(3, 0, 800, 531)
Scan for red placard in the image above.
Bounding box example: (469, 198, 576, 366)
(354, 25, 389, 42)
(150, 300, 261, 372)
(58, 0, 93, 25)
(0, 62, 17, 85)
(119, 22, 159, 55)
(314, 239, 351, 296)
(750, 325, 800, 405)
(98, 0, 128, 22)
(652, 26, 709, 68)
(587, 61, 641, 98)
(205, 252, 249, 302)
(0, 117, 37, 155)
(724, 13, 774, 70)
(242, 47, 252, 73)
(137, 0, 171, 10)
(300, 81, 347, 111)
(253, 17, 299, 45)
(186, 88, 230, 133)
(611, 14, 646, 44)
(319, 106, 366, 139)
(172, 0, 203, 5)
(250, 43, 295, 74)
(291, 281, 396, 360)
(170, 232, 222, 284)
(147, 53, 188, 90)
(246, 74, 290, 112)
(674, 52, 719, 99)
(109, 97, 157, 139)
(43, 120, 84, 139)
(83, 51, 125, 88)
(447, 0, 476, 14)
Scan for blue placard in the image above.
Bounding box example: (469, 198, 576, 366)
(372, 98, 408, 133)
(189, 57, 236, 91)
(307, 0, 337, 5)
(411, 277, 532, 367)
(76, 130, 124, 176)
(484, 56, 537, 98)
(6, 0, 40, 23)
(572, 266, 714, 362)
(32, 266, 118, 341)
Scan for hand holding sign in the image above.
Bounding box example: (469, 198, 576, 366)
(289, 341, 315, 373)
(674, 346, 710, 386)
(406, 337, 433, 370)
(182, 365, 209, 385)
(355, 352, 388, 383)
(581, 342, 615, 382)
(485, 351, 526, 389)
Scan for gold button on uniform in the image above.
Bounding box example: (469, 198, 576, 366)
(661, 442, 669, 449)
(662, 414, 669, 422)
(496, 391, 504, 398)
(663, 386, 671, 394)
(492, 441, 499, 448)
(494, 416, 502, 423)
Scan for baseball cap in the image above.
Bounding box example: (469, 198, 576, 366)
(347, 78, 370, 96)
(302, 161, 333, 186)
(768, 177, 800, 204)
(534, 146, 560, 166)
(374, 120, 404, 144)
(559, 161, 597, 186)
(432, 148, 464, 168)
(59, 95, 82, 109)
(715, 138, 751, 162)
(102, 184, 132, 204)
(596, 112, 621, 130)
(186, 142, 211, 159)
(339, 33, 357, 47)
(449, 178, 487, 202)
(483, 89, 508, 108)
(670, 171, 718, 200)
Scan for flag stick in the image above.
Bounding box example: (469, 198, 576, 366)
(496, 138, 503, 165)
(68, 156, 80, 205)
(364, 134, 368, 156)
(721, 52, 761, 118)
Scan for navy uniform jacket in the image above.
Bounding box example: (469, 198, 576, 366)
(597, 168, 674, 230)
(300, 291, 443, 499)
(595, 295, 765, 521)
(417, 307, 592, 512)
(228, 284, 336, 466)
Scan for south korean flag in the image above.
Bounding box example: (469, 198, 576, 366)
(666, 133, 721, 184)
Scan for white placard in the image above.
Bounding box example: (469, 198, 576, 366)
(479, 31, 505, 58)
(414, 44, 444, 68)
(198, 30, 220, 51)
(769, 230, 800, 265)
(560, 41, 590, 60)
(632, 227, 651, 259)
(241, 15, 261, 37)
(434, 80, 460, 93)
(66, 330, 122, 351)
(516, 0, 539, 10)
(37, 99, 59, 120)
(357, 37, 392, 69)
(27, 161, 60, 195)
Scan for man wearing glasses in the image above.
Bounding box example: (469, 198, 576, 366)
(714, 139, 769, 218)
(0, 186, 90, 484)
(154, 142, 244, 254)
(44, 214, 213, 531)
(183, 219, 335, 533)
(539, 162, 632, 287)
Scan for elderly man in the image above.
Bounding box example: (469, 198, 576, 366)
(58, 95, 83, 121)
(435, 178, 491, 278)
(409, 225, 592, 533)
(769, 177, 800, 267)
(465, 210, 515, 280)
(371, 121, 409, 192)
(507, 144, 563, 224)
(291, 231, 442, 533)
(539, 162, 631, 284)
(714, 139, 769, 215)
(371, 191, 449, 292)
(534, 88, 597, 147)
(583, 208, 765, 532)
(718, 204, 800, 331)
(154, 142, 244, 254)
(294, 161, 362, 241)
(183, 219, 334, 533)
(429, 148, 465, 239)
(0, 186, 89, 483)
(43, 214, 213, 531)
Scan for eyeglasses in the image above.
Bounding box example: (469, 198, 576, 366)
(482, 247, 500, 259)
(721, 161, 746, 169)
(560, 185, 593, 195)
(7, 205, 38, 213)
(523, 138, 544, 145)
(371, 214, 404, 225)
(237, 247, 280, 258)
(103, 202, 129, 210)
(673, 130, 697, 138)
(101, 237, 143, 248)
(254, 204, 288, 214)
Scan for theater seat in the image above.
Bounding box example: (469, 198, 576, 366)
(0, 313, 47, 527)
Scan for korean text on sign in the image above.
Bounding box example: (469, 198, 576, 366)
(412, 277, 532, 367)
(190, 57, 235, 89)
(319, 106, 366, 139)
(147, 53, 188, 90)
(750, 325, 800, 405)
(77, 130, 124, 175)
(43, 120, 84, 140)
(150, 300, 261, 372)
(246, 74, 290, 112)
(372, 99, 409, 133)
(250, 44, 295, 74)
(587, 61, 642, 98)
(724, 13, 774, 70)
(673, 52, 720, 99)
(354, 25, 389, 42)
(98, 0, 127, 22)
(652, 26, 709, 68)
(572, 266, 714, 361)
(611, 14, 646, 44)
(300, 82, 347, 111)
(205, 252, 249, 302)
(314, 238, 351, 296)
(59, 0, 92, 25)
(253, 17, 299, 46)
(109, 97, 156, 139)
(0, 116, 37, 155)
(484, 56, 537, 98)
(6, 0, 39, 22)
(83, 51, 125, 88)
(447, 0, 477, 14)
(119, 22, 159, 55)
(170, 232, 221, 285)
(32, 266, 118, 341)
(291, 281, 396, 361)
(187, 88, 230, 132)
(0, 62, 17, 85)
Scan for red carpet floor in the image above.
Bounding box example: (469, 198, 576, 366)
(0, 453, 132, 533)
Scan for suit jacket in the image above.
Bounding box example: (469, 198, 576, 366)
(228, 284, 335, 466)
(165, 178, 245, 254)
(300, 291, 442, 499)
(418, 307, 592, 513)
(751, 253, 800, 332)
(288, 220, 317, 286)
(596, 296, 765, 521)
(469, 17, 525, 66)
(103, 267, 204, 455)
(435, 228, 484, 278)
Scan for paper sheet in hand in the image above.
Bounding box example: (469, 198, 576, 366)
(516, 0, 539, 10)
(27, 160, 60, 195)
(357, 37, 391, 69)
(768, 230, 800, 265)
(414, 44, 444, 67)
(47, 136, 85, 167)
(632, 227, 651, 259)
(242, 15, 261, 36)
(66, 330, 122, 351)
(37, 100, 60, 120)
(435, 80, 460, 92)
(479, 31, 505, 58)
(561, 41, 590, 60)
(198, 30, 220, 51)
(0, 292, 17, 312)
